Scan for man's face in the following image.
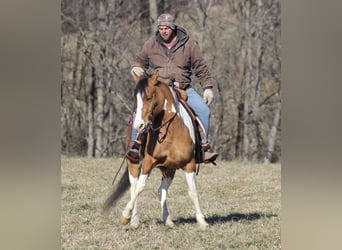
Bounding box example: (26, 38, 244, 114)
(158, 25, 174, 42)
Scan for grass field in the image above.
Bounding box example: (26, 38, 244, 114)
(61, 156, 281, 249)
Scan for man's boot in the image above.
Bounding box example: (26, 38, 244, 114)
(126, 139, 142, 163)
(193, 117, 218, 163)
(202, 143, 218, 163)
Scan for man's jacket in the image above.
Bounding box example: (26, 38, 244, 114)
(131, 26, 213, 90)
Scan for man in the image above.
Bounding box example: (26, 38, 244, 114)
(127, 13, 218, 163)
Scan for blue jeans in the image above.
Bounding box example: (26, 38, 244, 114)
(130, 87, 210, 142)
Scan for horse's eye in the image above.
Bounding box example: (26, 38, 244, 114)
(146, 96, 153, 102)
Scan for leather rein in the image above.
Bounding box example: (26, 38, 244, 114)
(146, 88, 178, 133)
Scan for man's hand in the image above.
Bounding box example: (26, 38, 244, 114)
(131, 67, 144, 77)
(203, 89, 214, 105)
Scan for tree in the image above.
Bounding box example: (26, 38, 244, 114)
(264, 101, 281, 163)
(149, 0, 158, 32)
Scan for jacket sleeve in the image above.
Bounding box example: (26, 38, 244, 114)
(189, 40, 213, 90)
(131, 38, 152, 70)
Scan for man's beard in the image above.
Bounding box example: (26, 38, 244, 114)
(162, 33, 175, 43)
(163, 37, 172, 43)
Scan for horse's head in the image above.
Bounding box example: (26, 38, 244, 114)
(133, 72, 165, 133)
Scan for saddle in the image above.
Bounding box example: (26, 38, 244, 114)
(173, 87, 204, 164)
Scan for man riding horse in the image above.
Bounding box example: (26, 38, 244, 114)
(127, 13, 218, 164)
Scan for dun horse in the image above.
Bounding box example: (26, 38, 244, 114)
(104, 72, 208, 229)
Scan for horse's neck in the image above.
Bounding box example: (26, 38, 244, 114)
(159, 85, 179, 116)
(155, 84, 196, 144)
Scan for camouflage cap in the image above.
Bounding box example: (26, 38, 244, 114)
(157, 13, 175, 30)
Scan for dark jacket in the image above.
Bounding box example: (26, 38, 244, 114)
(131, 26, 213, 90)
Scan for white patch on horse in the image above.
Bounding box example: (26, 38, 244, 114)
(135, 174, 148, 194)
(185, 172, 208, 228)
(158, 177, 173, 222)
(163, 99, 176, 114)
(178, 104, 195, 143)
(128, 173, 139, 223)
(133, 92, 145, 132)
(163, 99, 167, 110)
(122, 173, 148, 219)
(171, 104, 177, 113)
(168, 87, 195, 143)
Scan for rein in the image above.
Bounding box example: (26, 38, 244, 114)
(149, 112, 177, 132)
(111, 156, 127, 185)
(146, 87, 178, 132)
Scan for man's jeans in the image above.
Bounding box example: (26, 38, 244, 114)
(130, 87, 211, 142)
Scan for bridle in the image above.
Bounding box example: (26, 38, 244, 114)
(145, 86, 177, 134)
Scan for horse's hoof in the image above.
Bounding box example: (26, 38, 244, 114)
(130, 223, 140, 229)
(199, 222, 209, 231)
(130, 216, 140, 229)
(119, 214, 131, 225)
(165, 218, 175, 228)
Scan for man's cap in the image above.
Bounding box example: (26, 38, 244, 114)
(157, 13, 175, 30)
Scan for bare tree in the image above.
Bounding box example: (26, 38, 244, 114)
(242, 0, 252, 161)
(250, 0, 263, 161)
(149, 0, 158, 32)
(264, 101, 281, 163)
(193, 0, 212, 49)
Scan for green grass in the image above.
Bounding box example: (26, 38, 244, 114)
(61, 156, 281, 249)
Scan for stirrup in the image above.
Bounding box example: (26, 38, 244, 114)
(202, 143, 218, 164)
(126, 140, 141, 163)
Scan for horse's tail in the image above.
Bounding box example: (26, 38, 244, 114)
(103, 166, 130, 213)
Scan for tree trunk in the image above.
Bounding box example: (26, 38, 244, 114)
(235, 102, 244, 159)
(234, 38, 246, 159)
(72, 33, 82, 96)
(193, 0, 212, 50)
(95, 59, 105, 158)
(87, 66, 96, 157)
(98, 0, 106, 31)
(149, 0, 158, 34)
(251, 0, 263, 162)
(243, 0, 251, 162)
(264, 101, 281, 164)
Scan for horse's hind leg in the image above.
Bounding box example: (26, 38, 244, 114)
(158, 169, 176, 227)
(184, 171, 208, 230)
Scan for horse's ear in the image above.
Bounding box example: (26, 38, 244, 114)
(133, 73, 141, 84)
(150, 71, 159, 85)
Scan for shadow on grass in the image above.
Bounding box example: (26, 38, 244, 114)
(171, 212, 278, 225)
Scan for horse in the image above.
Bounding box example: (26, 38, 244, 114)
(104, 72, 208, 230)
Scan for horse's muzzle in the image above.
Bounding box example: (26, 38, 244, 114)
(134, 121, 149, 134)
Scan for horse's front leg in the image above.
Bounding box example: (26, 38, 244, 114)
(120, 164, 147, 228)
(184, 170, 209, 230)
(158, 169, 176, 227)
(128, 172, 140, 228)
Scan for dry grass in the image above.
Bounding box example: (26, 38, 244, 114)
(61, 156, 281, 249)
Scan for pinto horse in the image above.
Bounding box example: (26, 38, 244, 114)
(104, 72, 208, 229)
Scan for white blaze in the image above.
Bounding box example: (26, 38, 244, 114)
(133, 92, 145, 132)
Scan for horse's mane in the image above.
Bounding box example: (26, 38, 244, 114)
(134, 76, 175, 103)
(134, 77, 148, 96)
